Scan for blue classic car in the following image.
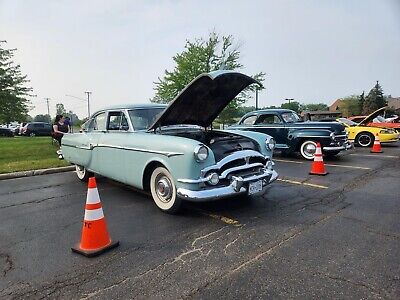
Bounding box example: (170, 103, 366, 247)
(62, 71, 278, 213)
(229, 109, 352, 160)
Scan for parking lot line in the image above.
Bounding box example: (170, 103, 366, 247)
(323, 163, 371, 170)
(277, 178, 329, 189)
(349, 154, 399, 159)
(275, 158, 371, 170)
(274, 159, 304, 164)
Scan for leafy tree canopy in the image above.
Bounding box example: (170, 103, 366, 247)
(340, 95, 362, 117)
(363, 81, 387, 114)
(152, 32, 265, 124)
(281, 101, 301, 113)
(0, 41, 33, 123)
(301, 103, 329, 111)
(33, 114, 51, 123)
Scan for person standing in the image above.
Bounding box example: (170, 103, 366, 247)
(52, 115, 69, 157)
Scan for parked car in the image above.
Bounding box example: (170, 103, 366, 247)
(62, 71, 278, 213)
(337, 117, 399, 147)
(348, 108, 400, 133)
(0, 127, 14, 137)
(21, 122, 52, 136)
(229, 109, 351, 160)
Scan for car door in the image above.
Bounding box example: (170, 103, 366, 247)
(83, 112, 107, 173)
(246, 113, 288, 147)
(96, 110, 130, 182)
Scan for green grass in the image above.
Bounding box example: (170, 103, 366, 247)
(0, 136, 70, 174)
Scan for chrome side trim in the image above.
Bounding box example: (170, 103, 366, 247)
(63, 143, 184, 157)
(95, 144, 184, 157)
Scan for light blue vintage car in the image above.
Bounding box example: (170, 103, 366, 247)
(62, 71, 278, 213)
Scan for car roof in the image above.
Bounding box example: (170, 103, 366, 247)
(242, 108, 294, 117)
(99, 103, 167, 111)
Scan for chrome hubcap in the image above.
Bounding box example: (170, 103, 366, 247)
(304, 143, 316, 156)
(156, 176, 172, 203)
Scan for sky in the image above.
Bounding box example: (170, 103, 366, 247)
(1, 0, 399, 119)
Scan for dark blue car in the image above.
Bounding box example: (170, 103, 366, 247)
(229, 109, 352, 160)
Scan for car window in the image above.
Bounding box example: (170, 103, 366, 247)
(88, 112, 106, 131)
(241, 115, 257, 126)
(281, 112, 301, 123)
(107, 111, 129, 131)
(34, 123, 44, 128)
(128, 108, 165, 130)
(256, 114, 282, 125)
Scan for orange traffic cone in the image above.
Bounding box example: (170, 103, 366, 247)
(309, 142, 328, 176)
(72, 177, 119, 257)
(370, 133, 383, 153)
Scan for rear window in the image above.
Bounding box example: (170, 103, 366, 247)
(33, 123, 44, 128)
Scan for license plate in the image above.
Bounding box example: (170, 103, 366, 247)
(248, 180, 263, 195)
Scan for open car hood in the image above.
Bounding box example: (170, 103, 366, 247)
(148, 71, 261, 130)
(358, 107, 386, 126)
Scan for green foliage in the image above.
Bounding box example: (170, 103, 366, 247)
(33, 114, 51, 123)
(340, 95, 362, 117)
(0, 41, 33, 123)
(301, 103, 329, 111)
(359, 91, 365, 113)
(363, 81, 387, 114)
(152, 32, 265, 124)
(281, 101, 301, 113)
(56, 103, 66, 116)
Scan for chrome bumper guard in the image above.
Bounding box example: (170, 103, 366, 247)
(323, 141, 353, 151)
(177, 169, 278, 202)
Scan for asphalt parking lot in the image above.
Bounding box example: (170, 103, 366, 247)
(0, 144, 399, 299)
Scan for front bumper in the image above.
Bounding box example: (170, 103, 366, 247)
(323, 141, 353, 151)
(177, 169, 278, 202)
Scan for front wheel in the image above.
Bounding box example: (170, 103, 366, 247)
(29, 132, 36, 137)
(299, 140, 318, 160)
(75, 165, 93, 182)
(150, 166, 182, 214)
(355, 132, 374, 147)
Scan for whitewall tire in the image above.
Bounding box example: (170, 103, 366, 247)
(150, 167, 182, 214)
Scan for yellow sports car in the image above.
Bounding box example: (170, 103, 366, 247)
(337, 109, 399, 147)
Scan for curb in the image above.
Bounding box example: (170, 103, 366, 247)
(0, 165, 75, 180)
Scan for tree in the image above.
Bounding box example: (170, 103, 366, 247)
(281, 101, 301, 113)
(56, 103, 66, 116)
(340, 95, 361, 117)
(152, 32, 265, 124)
(33, 114, 51, 123)
(363, 81, 387, 114)
(358, 91, 365, 114)
(0, 41, 33, 124)
(300, 103, 329, 112)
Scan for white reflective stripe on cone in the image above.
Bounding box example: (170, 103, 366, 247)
(86, 188, 100, 204)
(314, 156, 323, 162)
(315, 147, 322, 155)
(84, 208, 104, 221)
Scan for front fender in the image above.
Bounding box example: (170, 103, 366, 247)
(222, 129, 274, 157)
(288, 129, 332, 149)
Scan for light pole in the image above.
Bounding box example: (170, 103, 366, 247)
(44, 98, 51, 116)
(85, 91, 92, 118)
(255, 88, 259, 110)
(65, 93, 91, 119)
(285, 98, 294, 104)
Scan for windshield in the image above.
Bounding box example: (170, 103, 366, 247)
(374, 116, 386, 122)
(281, 112, 301, 123)
(128, 108, 165, 130)
(338, 118, 357, 126)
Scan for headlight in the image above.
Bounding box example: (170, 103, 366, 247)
(380, 129, 394, 134)
(330, 132, 336, 140)
(194, 145, 209, 162)
(208, 172, 219, 185)
(266, 138, 276, 150)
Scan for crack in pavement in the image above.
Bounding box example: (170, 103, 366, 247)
(1, 253, 13, 277)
